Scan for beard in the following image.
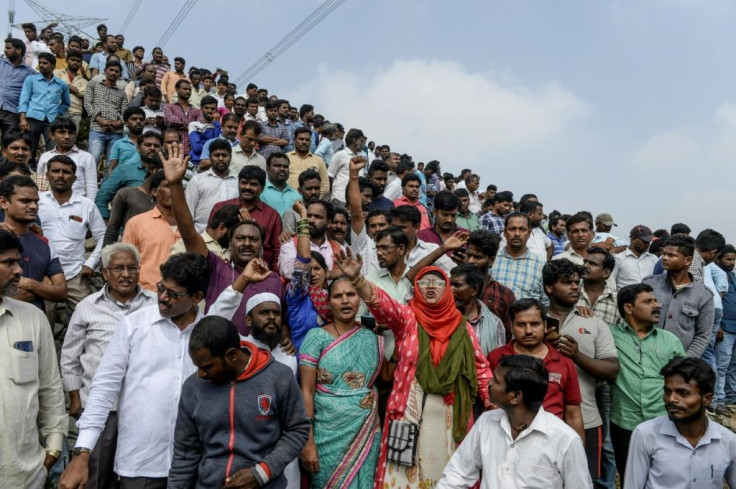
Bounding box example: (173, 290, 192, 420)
(252, 324, 281, 350)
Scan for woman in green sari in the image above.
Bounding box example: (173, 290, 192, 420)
(299, 277, 383, 489)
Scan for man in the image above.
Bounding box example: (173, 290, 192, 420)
(143, 47, 170, 89)
(131, 45, 145, 74)
(366, 227, 413, 307)
(314, 122, 335, 167)
(547, 213, 568, 257)
(592, 213, 627, 253)
(199, 112, 240, 169)
(0, 130, 48, 190)
(328, 207, 350, 248)
(231, 119, 266, 173)
(46, 36, 66, 70)
(543, 258, 620, 484)
(281, 169, 323, 234)
(21, 23, 50, 70)
(89, 35, 130, 79)
(38, 155, 105, 310)
(102, 168, 158, 246)
(579, 246, 620, 326)
(60, 243, 157, 489)
(644, 235, 714, 357)
(140, 87, 166, 135)
(383, 156, 410, 201)
(392, 173, 431, 230)
(96, 130, 162, 219)
(612, 225, 659, 288)
(18, 52, 70, 166)
(279, 199, 340, 280)
(53, 48, 87, 130)
(161, 57, 189, 104)
(624, 357, 736, 489)
(122, 166, 181, 291)
(479, 190, 513, 234)
(164, 142, 284, 331)
(716, 245, 736, 414)
(258, 100, 290, 160)
(185, 138, 238, 232)
(170, 205, 238, 260)
(516, 200, 552, 261)
(487, 299, 585, 440)
(328, 128, 365, 205)
(0, 175, 66, 310)
(59, 253, 209, 489)
(463, 173, 482, 214)
(188, 70, 206, 109)
(0, 229, 67, 489)
(108, 107, 146, 175)
(164, 79, 202, 155)
(167, 315, 309, 489)
(552, 213, 594, 265)
(37, 117, 96, 199)
(211, 78, 228, 108)
(0, 38, 36, 136)
(364, 159, 394, 211)
(609, 283, 686, 479)
(187, 95, 219, 165)
(287, 126, 329, 198)
(451, 263, 506, 356)
(454, 188, 480, 231)
(417, 190, 466, 252)
(493, 212, 547, 304)
(437, 355, 592, 489)
(114, 34, 133, 63)
(84, 61, 127, 174)
(260, 152, 299, 217)
(387, 204, 455, 275)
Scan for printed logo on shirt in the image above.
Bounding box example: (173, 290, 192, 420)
(548, 372, 562, 385)
(257, 394, 272, 416)
(578, 328, 591, 335)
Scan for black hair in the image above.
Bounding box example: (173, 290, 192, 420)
(433, 190, 460, 212)
(237, 165, 266, 187)
(487, 184, 498, 191)
(37, 52, 55, 66)
(200, 95, 218, 108)
(509, 298, 547, 323)
(228, 219, 266, 242)
(519, 194, 537, 205)
(718, 244, 736, 259)
(695, 229, 725, 253)
(542, 258, 585, 289)
(565, 212, 594, 232)
(453, 188, 469, 199)
(47, 154, 77, 174)
(1, 131, 30, 150)
(389, 205, 421, 226)
(327, 276, 355, 297)
(491, 190, 514, 204)
(208, 138, 233, 156)
(365, 209, 390, 226)
(105, 60, 122, 70)
(616, 283, 654, 318)
(653, 229, 670, 239)
(174, 56, 185, 65)
(519, 200, 543, 215)
(143, 86, 162, 97)
(241, 119, 262, 136)
(21, 23, 37, 32)
(132, 45, 144, 53)
(504, 211, 530, 228)
(159, 252, 210, 296)
(5, 38, 26, 56)
(660, 357, 714, 397)
(247, 83, 258, 91)
(188, 316, 240, 357)
(425, 160, 440, 173)
(0, 228, 22, 255)
(149, 169, 166, 191)
(209, 204, 241, 230)
(265, 100, 280, 111)
(450, 263, 485, 298)
(174, 79, 191, 90)
(401, 173, 421, 188)
(307, 199, 336, 221)
(497, 355, 549, 411)
(467, 230, 501, 258)
(396, 160, 414, 176)
(345, 128, 365, 147)
(0, 175, 36, 200)
(66, 48, 83, 61)
(663, 235, 695, 257)
(310, 251, 328, 271)
(670, 223, 691, 235)
(375, 227, 409, 248)
(585, 246, 616, 272)
(123, 107, 145, 122)
(299, 104, 314, 118)
(266, 152, 289, 167)
(367, 159, 390, 176)
(49, 117, 77, 134)
(298, 168, 321, 188)
(649, 239, 666, 256)
(293, 126, 312, 139)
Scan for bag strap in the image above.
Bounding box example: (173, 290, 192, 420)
(418, 392, 428, 426)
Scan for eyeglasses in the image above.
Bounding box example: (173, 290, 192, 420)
(376, 244, 397, 252)
(156, 282, 189, 299)
(105, 265, 140, 275)
(416, 278, 446, 289)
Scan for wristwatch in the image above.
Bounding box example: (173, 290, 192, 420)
(73, 447, 93, 457)
(45, 449, 61, 459)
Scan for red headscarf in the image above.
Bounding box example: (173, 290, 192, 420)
(409, 266, 464, 366)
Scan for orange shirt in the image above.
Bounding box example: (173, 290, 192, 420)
(160, 71, 190, 102)
(392, 196, 431, 230)
(122, 207, 181, 291)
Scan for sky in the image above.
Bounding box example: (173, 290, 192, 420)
(11, 0, 736, 241)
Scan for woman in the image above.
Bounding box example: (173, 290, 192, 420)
(286, 201, 332, 351)
(217, 93, 235, 117)
(335, 249, 492, 489)
(299, 277, 383, 489)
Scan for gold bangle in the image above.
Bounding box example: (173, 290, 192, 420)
(349, 275, 365, 288)
(46, 450, 61, 459)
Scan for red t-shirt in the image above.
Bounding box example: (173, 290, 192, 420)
(487, 341, 582, 420)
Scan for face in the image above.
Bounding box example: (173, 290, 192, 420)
(23, 28, 36, 40)
(582, 253, 610, 282)
(174, 60, 184, 72)
(528, 206, 544, 226)
(238, 177, 263, 203)
(458, 194, 470, 213)
(299, 178, 321, 202)
(465, 244, 493, 274)
(200, 103, 217, 121)
(391, 218, 419, 242)
(156, 277, 197, 318)
(203, 78, 213, 91)
(144, 93, 161, 110)
(329, 212, 348, 243)
(630, 237, 649, 254)
(718, 252, 736, 272)
(224, 96, 235, 109)
(661, 245, 692, 272)
(138, 135, 162, 162)
(0, 185, 39, 223)
(152, 48, 163, 62)
(190, 73, 201, 87)
(511, 308, 546, 348)
(492, 200, 513, 216)
(664, 375, 711, 423)
(369, 170, 388, 194)
(329, 280, 360, 323)
(143, 64, 157, 78)
(416, 271, 447, 305)
(504, 217, 530, 251)
(105, 65, 121, 82)
(210, 148, 231, 174)
(489, 366, 512, 408)
(380, 147, 390, 159)
(247, 301, 282, 349)
(624, 290, 661, 325)
(375, 236, 402, 269)
(596, 222, 613, 233)
(267, 157, 290, 186)
(434, 208, 458, 233)
(234, 99, 247, 116)
(309, 259, 327, 288)
(104, 37, 117, 53)
(386, 153, 400, 170)
(0, 248, 22, 296)
(51, 128, 76, 150)
(191, 347, 238, 384)
(403, 180, 420, 200)
(47, 162, 76, 193)
(266, 107, 278, 121)
(176, 82, 191, 101)
(2, 139, 31, 164)
(247, 103, 259, 117)
(545, 273, 580, 307)
(133, 47, 144, 59)
(568, 221, 593, 250)
(289, 108, 298, 120)
(360, 187, 372, 208)
(278, 102, 290, 118)
(230, 223, 263, 266)
(451, 274, 478, 307)
(152, 180, 171, 207)
(466, 177, 480, 192)
(47, 39, 62, 55)
(101, 251, 140, 298)
(67, 56, 82, 72)
(115, 35, 124, 46)
(37, 57, 53, 75)
(367, 214, 389, 238)
(307, 203, 329, 239)
(217, 120, 238, 143)
(294, 132, 311, 153)
(550, 219, 566, 236)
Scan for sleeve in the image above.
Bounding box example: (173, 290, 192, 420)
(83, 80, 96, 118)
(622, 427, 650, 489)
(298, 328, 323, 368)
(466, 323, 491, 404)
(206, 285, 242, 321)
(687, 294, 714, 358)
(282, 210, 297, 234)
(36, 311, 68, 451)
(319, 159, 330, 198)
(288, 256, 311, 299)
(84, 156, 98, 201)
(59, 307, 87, 392)
(594, 319, 618, 359)
(167, 381, 202, 489)
(103, 190, 126, 246)
(109, 139, 122, 161)
(77, 77, 88, 97)
(200, 139, 212, 160)
(95, 167, 123, 219)
(278, 239, 298, 280)
(365, 284, 416, 342)
(435, 414, 483, 488)
(58, 82, 71, 114)
(18, 76, 32, 113)
(47, 256, 64, 278)
(266, 214, 282, 273)
(76, 317, 132, 450)
(84, 204, 107, 270)
(164, 104, 181, 129)
(562, 433, 594, 489)
(563, 360, 583, 405)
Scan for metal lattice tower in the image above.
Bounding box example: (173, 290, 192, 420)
(8, 0, 106, 40)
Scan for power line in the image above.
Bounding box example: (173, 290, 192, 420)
(234, 0, 348, 87)
(153, 0, 197, 51)
(118, 0, 143, 35)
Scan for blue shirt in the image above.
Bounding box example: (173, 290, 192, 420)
(721, 269, 736, 333)
(548, 232, 568, 257)
(260, 179, 299, 217)
(314, 137, 334, 167)
(95, 163, 147, 219)
(18, 232, 64, 311)
(0, 57, 35, 112)
(109, 136, 141, 168)
(18, 73, 70, 122)
(200, 136, 239, 160)
(89, 52, 130, 79)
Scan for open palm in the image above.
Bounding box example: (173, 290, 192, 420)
(335, 247, 363, 280)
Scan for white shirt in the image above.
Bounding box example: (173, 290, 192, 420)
(37, 191, 106, 279)
(142, 106, 165, 134)
(278, 238, 335, 280)
(37, 146, 98, 200)
(612, 248, 659, 289)
(352, 227, 381, 277)
(184, 168, 239, 233)
(468, 191, 482, 215)
(327, 147, 356, 204)
(383, 176, 403, 201)
(76, 305, 204, 478)
(407, 239, 455, 276)
(437, 408, 592, 489)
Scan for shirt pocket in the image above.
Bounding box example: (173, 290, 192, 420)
(522, 463, 560, 488)
(7, 348, 38, 384)
(681, 304, 700, 325)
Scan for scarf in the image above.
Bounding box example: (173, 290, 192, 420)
(415, 321, 478, 442)
(308, 286, 332, 323)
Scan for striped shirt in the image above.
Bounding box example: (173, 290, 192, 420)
(258, 120, 290, 159)
(492, 247, 548, 305)
(480, 211, 505, 235)
(84, 78, 127, 133)
(577, 282, 621, 326)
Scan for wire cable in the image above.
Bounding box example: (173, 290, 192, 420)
(118, 0, 143, 35)
(153, 0, 197, 50)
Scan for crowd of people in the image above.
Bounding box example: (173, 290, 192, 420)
(1, 20, 735, 489)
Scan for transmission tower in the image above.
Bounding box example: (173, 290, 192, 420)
(8, 0, 106, 40)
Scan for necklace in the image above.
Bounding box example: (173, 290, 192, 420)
(332, 323, 343, 337)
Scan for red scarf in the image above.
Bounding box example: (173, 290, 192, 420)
(308, 286, 333, 323)
(408, 267, 464, 366)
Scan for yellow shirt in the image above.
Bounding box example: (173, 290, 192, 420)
(286, 150, 330, 198)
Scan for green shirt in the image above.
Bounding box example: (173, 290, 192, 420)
(456, 212, 480, 231)
(610, 321, 685, 431)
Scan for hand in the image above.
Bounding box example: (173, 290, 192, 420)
(0, 222, 16, 234)
(212, 111, 221, 122)
(59, 454, 90, 489)
(292, 200, 307, 219)
(238, 207, 252, 222)
(224, 467, 259, 489)
(69, 85, 80, 96)
(280, 337, 296, 356)
(717, 328, 725, 342)
(80, 265, 94, 280)
(241, 258, 271, 284)
(556, 334, 579, 358)
(28, 222, 43, 236)
(69, 392, 83, 419)
(349, 156, 367, 173)
(160, 142, 190, 185)
(19, 117, 29, 132)
(334, 247, 363, 281)
(300, 440, 320, 473)
(279, 230, 294, 245)
(17, 277, 35, 291)
(144, 117, 156, 126)
(575, 306, 594, 318)
(43, 453, 57, 473)
(442, 231, 469, 252)
(450, 249, 466, 265)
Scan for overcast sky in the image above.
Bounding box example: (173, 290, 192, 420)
(12, 0, 736, 241)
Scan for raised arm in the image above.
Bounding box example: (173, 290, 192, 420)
(406, 231, 468, 283)
(347, 156, 367, 235)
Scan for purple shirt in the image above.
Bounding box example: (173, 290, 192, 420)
(204, 252, 285, 335)
(416, 225, 468, 256)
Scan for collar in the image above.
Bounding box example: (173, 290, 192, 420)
(499, 247, 531, 260)
(98, 284, 150, 307)
(0, 298, 18, 318)
(265, 179, 294, 192)
(620, 321, 659, 338)
(664, 272, 695, 292)
(500, 406, 551, 442)
(43, 190, 80, 205)
(205, 168, 235, 179)
(287, 150, 315, 159)
(377, 265, 411, 279)
(660, 417, 722, 448)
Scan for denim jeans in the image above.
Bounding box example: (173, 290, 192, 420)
(715, 329, 736, 405)
(702, 308, 723, 371)
(88, 130, 122, 179)
(595, 382, 616, 489)
(27, 117, 53, 170)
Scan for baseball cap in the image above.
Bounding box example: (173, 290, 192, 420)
(629, 225, 653, 243)
(595, 213, 617, 226)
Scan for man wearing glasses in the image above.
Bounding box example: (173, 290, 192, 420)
(60, 243, 156, 489)
(60, 252, 209, 489)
